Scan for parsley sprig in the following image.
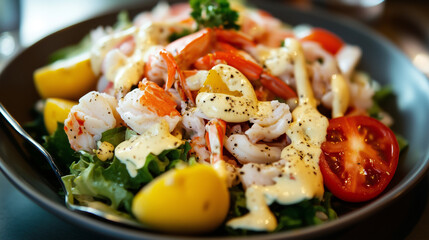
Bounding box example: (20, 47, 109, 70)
(190, 0, 240, 30)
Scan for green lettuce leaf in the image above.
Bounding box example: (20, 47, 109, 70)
(43, 122, 79, 171)
(23, 107, 48, 143)
(368, 85, 393, 120)
(100, 126, 127, 147)
(48, 35, 92, 63)
(61, 131, 192, 214)
(273, 192, 337, 231)
(68, 161, 134, 211)
(103, 142, 192, 190)
(395, 133, 409, 153)
(367, 86, 409, 153)
(224, 187, 337, 235)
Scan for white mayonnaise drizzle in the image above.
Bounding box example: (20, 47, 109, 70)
(91, 23, 175, 98)
(331, 74, 350, 118)
(196, 64, 273, 123)
(115, 120, 183, 177)
(227, 38, 329, 231)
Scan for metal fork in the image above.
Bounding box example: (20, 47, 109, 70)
(0, 102, 144, 228)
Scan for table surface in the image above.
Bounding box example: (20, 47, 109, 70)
(1, 0, 429, 239)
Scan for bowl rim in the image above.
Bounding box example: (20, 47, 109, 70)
(1, 0, 429, 239)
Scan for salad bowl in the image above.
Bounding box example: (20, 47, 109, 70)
(1, 0, 429, 239)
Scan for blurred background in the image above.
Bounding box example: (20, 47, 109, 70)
(1, 0, 429, 75)
(0, 0, 428, 239)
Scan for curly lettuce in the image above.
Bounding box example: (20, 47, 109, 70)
(43, 122, 79, 172)
(368, 86, 408, 152)
(224, 187, 337, 235)
(43, 126, 191, 214)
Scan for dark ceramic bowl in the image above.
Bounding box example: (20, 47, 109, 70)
(1, 0, 429, 239)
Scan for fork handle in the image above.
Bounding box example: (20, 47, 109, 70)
(0, 102, 65, 178)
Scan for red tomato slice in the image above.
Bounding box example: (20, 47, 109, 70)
(300, 28, 344, 55)
(319, 116, 399, 202)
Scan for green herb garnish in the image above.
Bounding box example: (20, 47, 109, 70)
(190, 0, 240, 30)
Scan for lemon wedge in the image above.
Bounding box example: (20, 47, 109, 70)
(132, 164, 230, 234)
(44, 98, 77, 135)
(34, 53, 97, 100)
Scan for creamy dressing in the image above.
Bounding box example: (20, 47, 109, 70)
(197, 93, 258, 122)
(115, 120, 183, 177)
(196, 64, 274, 123)
(90, 23, 175, 98)
(91, 26, 138, 75)
(227, 104, 328, 231)
(185, 70, 209, 90)
(227, 39, 329, 231)
(331, 74, 350, 118)
(257, 46, 293, 77)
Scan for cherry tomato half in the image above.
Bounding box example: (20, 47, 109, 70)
(319, 116, 399, 202)
(300, 28, 344, 55)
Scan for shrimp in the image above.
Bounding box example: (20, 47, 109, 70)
(302, 41, 340, 101)
(93, 21, 191, 99)
(145, 28, 216, 103)
(349, 71, 375, 110)
(213, 160, 241, 188)
(239, 160, 285, 189)
(257, 41, 340, 106)
(144, 46, 169, 86)
(335, 45, 362, 79)
(145, 47, 195, 104)
(205, 119, 242, 186)
(205, 119, 227, 164)
(194, 50, 297, 100)
(166, 28, 215, 69)
(181, 104, 206, 138)
(64, 91, 120, 152)
(245, 100, 291, 143)
(146, 27, 297, 103)
(183, 70, 209, 91)
(116, 79, 181, 134)
(190, 136, 211, 163)
(224, 134, 282, 164)
(91, 26, 138, 76)
(256, 45, 295, 88)
(227, 38, 328, 232)
(181, 104, 211, 163)
(101, 49, 128, 88)
(133, 2, 193, 27)
(240, 8, 294, 47)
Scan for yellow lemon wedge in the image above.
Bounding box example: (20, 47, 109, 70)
(44, 98, 77, 135)
(132, 164, 230, 234)
(34, 53, 97, 100)
(199, 69, 242, 96)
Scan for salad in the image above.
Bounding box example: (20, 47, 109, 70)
(31, 0, 404, 235)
